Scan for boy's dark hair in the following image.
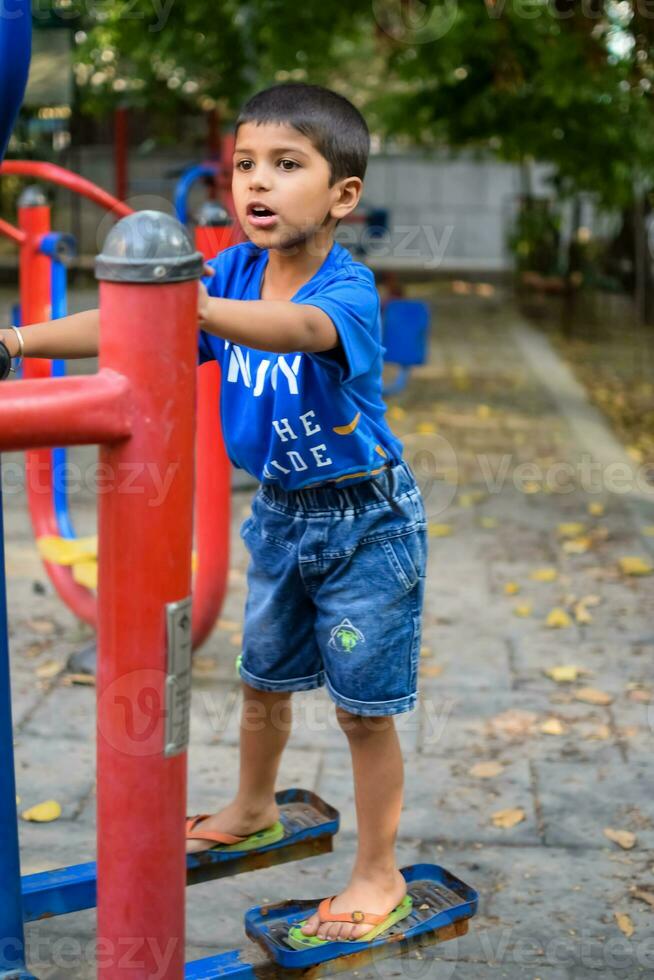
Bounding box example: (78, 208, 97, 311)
(235, 83, 370, 186)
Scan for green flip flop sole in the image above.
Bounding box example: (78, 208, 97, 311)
(286, 894, 413, 950)
(210, 819, 285, 853)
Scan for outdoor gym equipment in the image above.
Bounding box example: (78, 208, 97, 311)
(382, 298, 431, 397)
(0, 15, 477, 977)
(0, 160, 230, 651)
(0, 206, 478, 980)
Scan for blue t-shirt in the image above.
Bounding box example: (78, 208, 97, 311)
(198, 240, 404, 490)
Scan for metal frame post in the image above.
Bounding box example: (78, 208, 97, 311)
(94, 211, 203, 979)
(0, 482, 36, 980)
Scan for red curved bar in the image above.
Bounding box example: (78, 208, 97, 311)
(192, 224, 232, 649)
(0, 160, 132, 217)
(1, 160, 230, 645)
(0, 217, 25, 245)
(0, 370, 132, 451)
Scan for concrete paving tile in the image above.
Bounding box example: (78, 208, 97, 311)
(534, 758, 654, 850)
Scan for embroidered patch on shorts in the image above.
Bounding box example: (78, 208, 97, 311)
(328, 618, 365, 653)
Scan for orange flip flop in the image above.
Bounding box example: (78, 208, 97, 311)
(186, 813, 285, 853)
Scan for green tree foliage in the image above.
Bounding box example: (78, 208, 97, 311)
(43, 0, 654, 207)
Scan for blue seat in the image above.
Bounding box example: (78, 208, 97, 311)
(382, 299, 431, 397)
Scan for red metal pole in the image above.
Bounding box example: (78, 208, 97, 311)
(114, 107, 128, 202)
(191, 206, 232, 649)
(95, 212, 202, 979)
(18, 186, 98, 625)
(2, 160, 131, 217)
(0, 371, 132, 450)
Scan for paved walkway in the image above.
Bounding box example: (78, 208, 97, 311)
(2, 288, 654, 978)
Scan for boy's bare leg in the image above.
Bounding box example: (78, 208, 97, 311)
(186, 682, 292, 854)
(301, 708, 407, 942)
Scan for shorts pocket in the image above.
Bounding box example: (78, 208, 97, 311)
(381, 529, 426, 592)
(239, 516, 254, 540)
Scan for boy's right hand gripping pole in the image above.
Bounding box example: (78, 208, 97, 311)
(94, 210, 203, 980)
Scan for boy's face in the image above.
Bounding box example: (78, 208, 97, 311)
(232, 121, 361, 252)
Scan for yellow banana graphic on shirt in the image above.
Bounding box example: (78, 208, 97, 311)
(332, 411, 361, 435)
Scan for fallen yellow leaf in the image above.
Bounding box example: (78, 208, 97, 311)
(627, 687, 652, 704)
(545, 608, 572, 629)
(420, 645, 432, 658)
(631, 888, 654, 909)
(618, 556, 653, 577)
(420, 664, 443, 679)
(229, 633, 243, 647)
(428, 523, 452, 538)
(476, 404, 492, 419)
(35, 660, 63, 680)
(388, 405, 406, 421)
(513, 602, 532, 617)
(557, 522, 587, 538)
(604, 827, 637, 849)
(491, 807, 526, 829)
(540, 717, 566, 735)
(530, 568, 558, 582)
(521, 481, 541, 494)
(478, 516, 498, 529)
(544, 664, 586, 683)
(469, 761, 504, 779)
(574, 602, 593, 625)
(588, 502, 605, 517)
(586, 724, 611, 740)
(562, 537, 592, 554)
(416, 421, 437, 434)
(504, 581, 520, 595)
(21, 800, 62, 823)
(614, 912, 634, 938)
(575, 687, 613, 706)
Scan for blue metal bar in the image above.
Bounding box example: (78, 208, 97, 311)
(0, 472, 37, 979)
(40, 234, 77, 540)
(184, 950, 258, 979)
(174, 164, 219, 225)
(382, 365, 411, 398)
(0, 0, 31, 161)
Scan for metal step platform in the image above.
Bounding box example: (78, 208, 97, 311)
(21, 789, 338, 922)
(182, 863, 477, 978)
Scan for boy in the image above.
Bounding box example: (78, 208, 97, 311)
(0, 83, 428, 948)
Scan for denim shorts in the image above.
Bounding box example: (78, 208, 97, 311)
(237, 460, 428, 717)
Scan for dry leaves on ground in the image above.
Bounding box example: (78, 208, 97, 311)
(469, 761, 504, 779)
(614, 912, 635, 938)
(604, 827, 637, 850)
(21, 800, 62, 823)
(544, 664, 590, 683)
(618, 556, 653, 577)
(488, 709, 538, 739)
(545, 608, 572, 628)
(540, 717, 567, 735)
(575, 687, 613, 706)
(492, 807, 526, 829)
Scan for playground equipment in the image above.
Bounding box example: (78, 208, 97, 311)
(0, 16, 477, 977)
(1, 206, 478, 980)
(382, 298, 431, 397)
(0, 160, 230, 652)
